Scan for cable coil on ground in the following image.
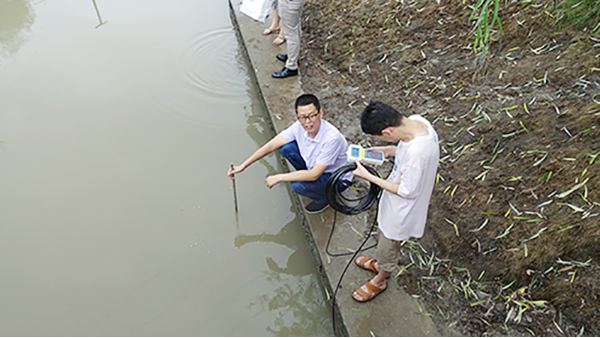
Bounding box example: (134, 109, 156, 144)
(323, 162, 384, 336)
(325, 163, 383, 215)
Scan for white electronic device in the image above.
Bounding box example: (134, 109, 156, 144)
(346, 144, 385, 166)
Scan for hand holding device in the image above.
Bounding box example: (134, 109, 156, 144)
(346, 144, 384, 166)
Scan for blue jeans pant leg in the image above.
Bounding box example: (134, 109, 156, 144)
(279, 141, 307, 170)
(280, 141, 332, 204)
(290, 172, 331, 205)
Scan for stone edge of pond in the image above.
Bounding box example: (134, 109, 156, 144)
(228, 2, 446, 337)
(228, 2, 348, 336)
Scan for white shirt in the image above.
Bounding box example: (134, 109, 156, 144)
(280, 119, 349, 174)
(377, 115, 439, 241)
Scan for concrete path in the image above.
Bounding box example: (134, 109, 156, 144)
(229, 1, 442, 336)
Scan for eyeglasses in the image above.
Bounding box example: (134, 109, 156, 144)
(297, 113, 319, 122)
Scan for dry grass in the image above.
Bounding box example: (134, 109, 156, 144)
(300, 0, 600, 335)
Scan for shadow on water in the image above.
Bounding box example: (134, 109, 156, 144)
(235, 58, 334, 333)
(233, 94, 329, 334)
(0, 0, 35, 58)
(235, 214, 333, 336)
(235, 215, 312, 276)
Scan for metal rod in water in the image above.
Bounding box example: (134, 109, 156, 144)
(230, 164, 238, 213)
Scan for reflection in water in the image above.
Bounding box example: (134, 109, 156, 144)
(245, 108, 279, 173)
(92, 0, 107, 28)
(236, 215, 332, 335)
(261, 272, 331, 336)
(0, 0, 333, 335)
(232, 47, 334, 335)
(235, 216, 312, 275)
(0, 0, 34, 57)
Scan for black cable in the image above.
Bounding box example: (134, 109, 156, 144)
(330, 208, 378, 336)
(324, 163, 383, 336)
(324, 162, 382, 257)
(325, 163, 382, 216)
(325, 211, 376, 257)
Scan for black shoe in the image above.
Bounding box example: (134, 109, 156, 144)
(272, 67, 298, 79)
(305, 201, 329, 214)
(276, 54, 288, 63)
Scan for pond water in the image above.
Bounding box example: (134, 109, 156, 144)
(0, 0, 332, 335)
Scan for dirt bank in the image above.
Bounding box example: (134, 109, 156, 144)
(298, 0, 600, 335)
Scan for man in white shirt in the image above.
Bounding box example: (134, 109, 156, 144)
(227, 94, 350, 214)
(350, 101, 439, 302)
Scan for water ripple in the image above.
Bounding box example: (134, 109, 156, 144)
(151, 27, 252, 129)
(179, 28, 249, 105)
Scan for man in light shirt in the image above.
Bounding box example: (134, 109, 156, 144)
(228, 94, 350, 214)
(350, 101, 439, 302)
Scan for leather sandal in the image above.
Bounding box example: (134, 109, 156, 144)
(352, 280, 387, 302)
(355, 256, 379, 273)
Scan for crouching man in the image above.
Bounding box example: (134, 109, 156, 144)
(351, 101, 439, 302)
(227, 94, 350, 214)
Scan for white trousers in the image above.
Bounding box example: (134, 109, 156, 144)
(278, 0, 305, 70)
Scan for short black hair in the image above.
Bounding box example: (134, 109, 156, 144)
(295, 94, 321, 113)
(360, 101, 405, 135)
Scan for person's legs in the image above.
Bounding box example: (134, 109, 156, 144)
(271, 5, 280, 29)
(272, 1, 286, 45)
(279, 141, 307, 170)
(375, 233, 404, 273)
(269, 8, 281, 32)
(279, 141, 333, 210)
(353, 233, 402, 301)
(263, 1, 281, 34)
(289, 172, 330, 205)
(279, 0, 305, 70)
(273, 24, 286, 45)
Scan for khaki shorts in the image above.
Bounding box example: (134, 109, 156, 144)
(376, 233, 404, 272)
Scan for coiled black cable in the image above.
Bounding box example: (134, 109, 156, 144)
(324, 163, 384, 336)
(325, 162, 382, 215)
(325, 162, 383, 258)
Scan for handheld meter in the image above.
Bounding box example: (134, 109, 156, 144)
(346, 144, 385, 166)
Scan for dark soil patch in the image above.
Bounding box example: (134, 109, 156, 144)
(298, 0, 600, 335)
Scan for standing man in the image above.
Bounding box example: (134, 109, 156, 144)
(227, 94, 350, 214)
(271, 0, 306, 79)
(350, 101, 439, 302)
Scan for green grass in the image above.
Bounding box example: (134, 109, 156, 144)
(470, 0, 503, 54)
(557, 0, 600, 34)
(470, 0, 600, 54)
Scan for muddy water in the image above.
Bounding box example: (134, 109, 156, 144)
(0, 0, 332, 336)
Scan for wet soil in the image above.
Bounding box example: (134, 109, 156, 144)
(298, 0, 600, 336)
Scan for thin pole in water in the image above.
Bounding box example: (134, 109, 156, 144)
(230, 164, 238, 213)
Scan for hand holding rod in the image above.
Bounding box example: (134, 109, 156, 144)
(230, 164, 238, 213)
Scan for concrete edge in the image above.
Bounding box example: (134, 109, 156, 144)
(228, 3, 348, 336)
(228, 2, 445, 337)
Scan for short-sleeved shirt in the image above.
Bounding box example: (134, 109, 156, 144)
(280, 119, 349, 174)
(377, 115, 439, 241)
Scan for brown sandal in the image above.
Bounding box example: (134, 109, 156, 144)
(352, 280, 387, 302)
(355, 256, 378, 273)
